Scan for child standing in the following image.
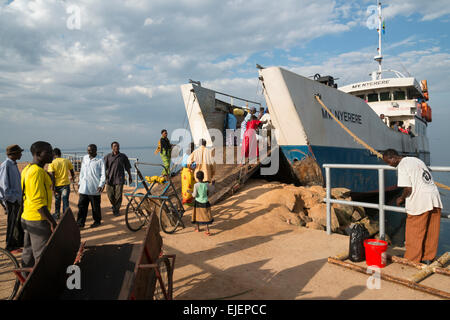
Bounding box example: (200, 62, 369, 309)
(190, 170, 215, 235)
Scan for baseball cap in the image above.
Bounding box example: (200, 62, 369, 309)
(6, 144, 24, 155)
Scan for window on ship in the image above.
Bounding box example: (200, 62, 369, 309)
(380, 92, 391, 101)
(393, 90, 406, 100)
(367, 93, 378, 102)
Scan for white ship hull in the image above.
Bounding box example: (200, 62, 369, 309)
(180, 67, 430, 193)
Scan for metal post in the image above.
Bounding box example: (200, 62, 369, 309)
(378, 168, 385, 240)
(134, 158, 139, 188)
(326, 166, 331, 235)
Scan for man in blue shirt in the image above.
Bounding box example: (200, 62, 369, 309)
(224, 107, 237, 146)
(0, 144, 25, 252)
(77, 144, 106, 228)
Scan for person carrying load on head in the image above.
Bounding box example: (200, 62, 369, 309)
(240, 106, 256, 146)
(224, 107, 237, 147)
(154, 129, 174, 176)
(382, 149, 443, 265)
(241, 115, 268, 165)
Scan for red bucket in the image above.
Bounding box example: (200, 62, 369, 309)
(364, 239, 388, 268)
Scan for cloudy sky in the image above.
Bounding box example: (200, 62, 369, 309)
(1, 0, 449, 164)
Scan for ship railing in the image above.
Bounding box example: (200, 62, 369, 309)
(62, 153, 138, 188)
(62, 152, 104, 172)
(125, 158, 139, 188)
(323, 164, 450, 239)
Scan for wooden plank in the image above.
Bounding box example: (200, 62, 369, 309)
(409, 252, 450, 283)
(16, 208, 80, 300)
(328, 257, 450, 300)
(387, 255, 425, 270)
(128, 212, 163, 300)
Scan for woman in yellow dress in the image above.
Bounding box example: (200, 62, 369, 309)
(181, 143, 195, 206)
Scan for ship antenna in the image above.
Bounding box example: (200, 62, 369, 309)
(373, 0, 383, 80)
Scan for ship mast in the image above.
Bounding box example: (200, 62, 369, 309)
(373, 0, 383, 80)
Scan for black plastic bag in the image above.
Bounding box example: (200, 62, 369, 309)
(348, 224, 369, 262)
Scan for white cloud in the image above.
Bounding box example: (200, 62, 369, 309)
(144, 17, 164, 26)
(383, 0, 450, 21)
(0, 0, 449, 150)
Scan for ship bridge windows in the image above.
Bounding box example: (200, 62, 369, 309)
(379, 91, 391, 101)
(393, 90, 406, 100)
(367, 93, 379, 102)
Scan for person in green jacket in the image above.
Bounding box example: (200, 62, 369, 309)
(189, 170, 215, 236)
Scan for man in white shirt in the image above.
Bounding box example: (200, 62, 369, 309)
(383, 149, 443, 265)
(77, 144, 106, 228)
(259, 108, 273, 148)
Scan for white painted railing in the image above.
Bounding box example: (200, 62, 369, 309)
(125, 158, 139, 188)
(323, 164, 450, 239)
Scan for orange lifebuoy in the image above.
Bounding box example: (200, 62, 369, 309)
(421, 102, 428, 118)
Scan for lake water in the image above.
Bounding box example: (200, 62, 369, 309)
(5, 145, 450, 256)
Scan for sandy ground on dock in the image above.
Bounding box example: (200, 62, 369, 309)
(1, 166, 448, 299)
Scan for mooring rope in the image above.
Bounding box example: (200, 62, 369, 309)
(314, 94, 450, 191)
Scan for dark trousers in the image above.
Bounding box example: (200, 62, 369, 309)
(106, 184, 124, 215)
(54, 184, 70, 215)
(21, 219, 52, 268)
(77, 194, 101, 226)
(3, 200, 24, 251)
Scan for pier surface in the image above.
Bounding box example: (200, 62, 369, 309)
(1, 163, 448, 300)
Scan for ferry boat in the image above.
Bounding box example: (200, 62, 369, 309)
(180, 1, 432, 193)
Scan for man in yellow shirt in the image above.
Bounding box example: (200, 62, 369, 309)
(48, 148, 75, 220)
(21, 141, 57, 268)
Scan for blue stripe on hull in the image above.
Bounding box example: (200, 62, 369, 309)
(281, 145, 397, 193)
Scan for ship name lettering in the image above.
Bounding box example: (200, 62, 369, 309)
(321, 108, 362, 124)
(352, 79, 390, 89)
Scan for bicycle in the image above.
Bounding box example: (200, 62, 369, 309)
(0, 248, 20, 300)
(125, 162, 185, 234)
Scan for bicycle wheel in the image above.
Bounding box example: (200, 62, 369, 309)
(0, 248, 20, 300)
(168, 194, 185, 228)
(153, 257, 172, 300)
(125, 198, 149, 232)
(159, 198, 181, 234)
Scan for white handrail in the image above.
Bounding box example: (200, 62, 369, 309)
(323, 164, 450, 239)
